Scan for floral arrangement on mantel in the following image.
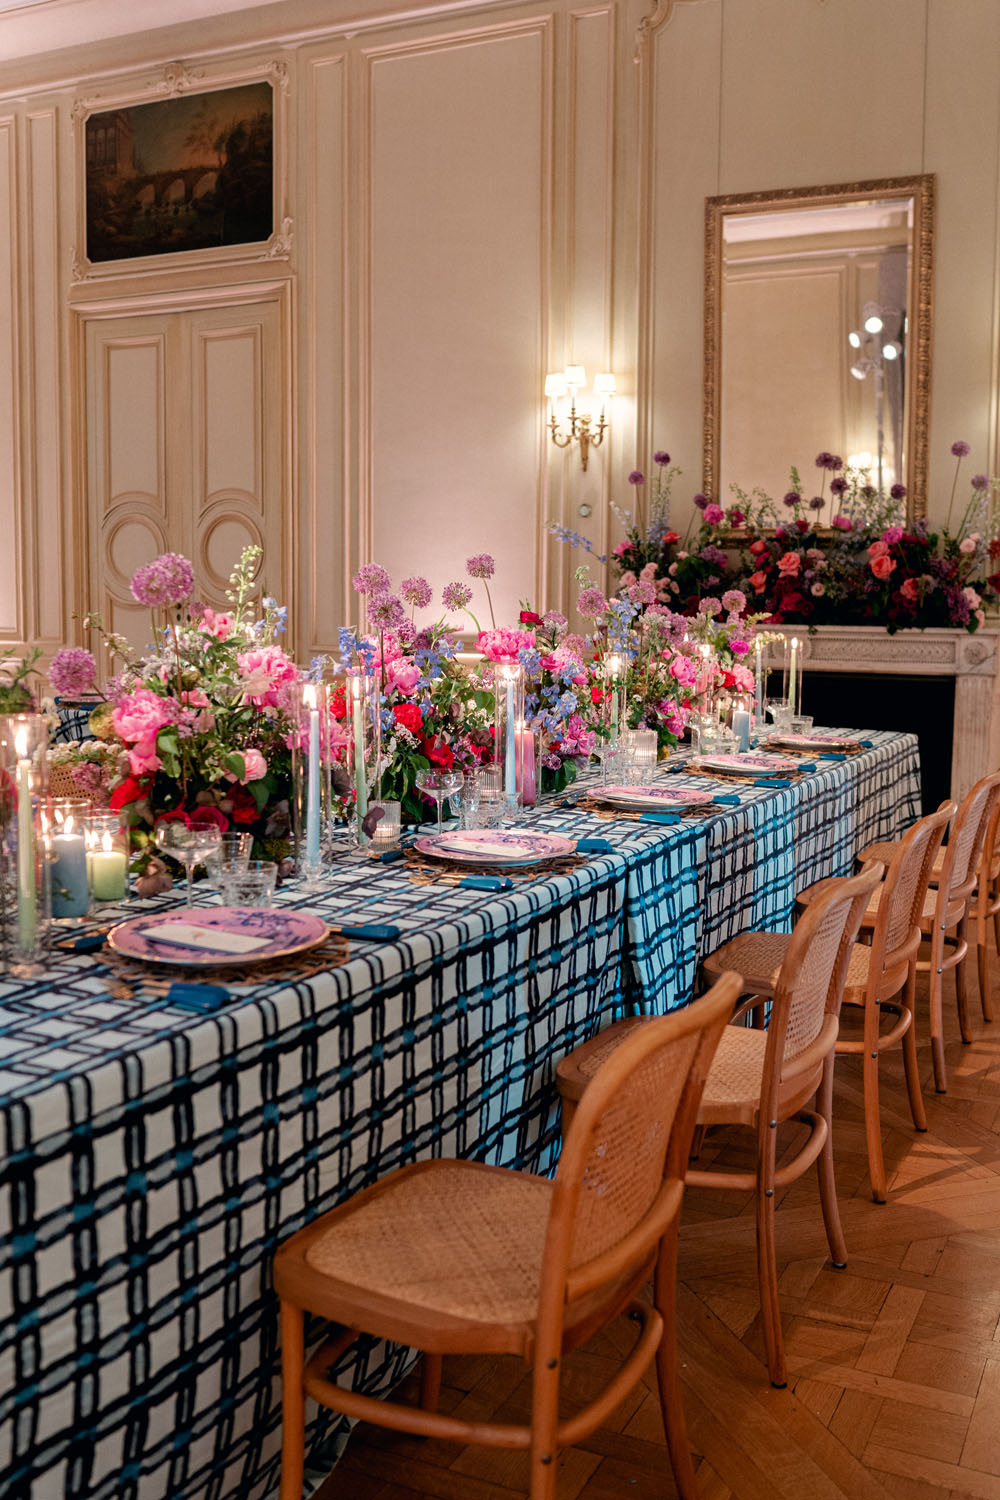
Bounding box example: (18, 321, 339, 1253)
(49, 546, 298, 873)
(556, 441, 1000, 634)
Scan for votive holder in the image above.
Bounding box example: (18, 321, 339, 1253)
(290, 681, 335, 887)
(369, 799, 401, 852)
(0, 713, 51, 976)
(47, 797, 92, 922)
(85, 811, 129, 904)
(346, 673, 381, 848)
(220, 860, 278, 907)
(491, 663, 525, 820)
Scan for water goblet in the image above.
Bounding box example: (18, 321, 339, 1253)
(154, 822, 222, 907)
(414, 768, 462, 831)
(454, 769, 482, 830)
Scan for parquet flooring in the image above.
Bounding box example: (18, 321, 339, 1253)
(315, 950, 1000, 1499)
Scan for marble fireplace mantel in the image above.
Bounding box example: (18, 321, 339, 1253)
(790, 625, 1000, 802)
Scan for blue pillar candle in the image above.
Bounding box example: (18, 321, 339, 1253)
(50, 829, 90, 918)
(732, 706, 752, 753)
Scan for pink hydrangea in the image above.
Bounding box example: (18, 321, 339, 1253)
(237, 645, 300, 707)
(476, 628, 535, 664)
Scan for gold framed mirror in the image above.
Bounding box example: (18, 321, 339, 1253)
(703, 175, 934, 521)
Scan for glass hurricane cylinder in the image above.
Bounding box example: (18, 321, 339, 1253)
(84, 811, 129, 904)
(46, 797, 92, 922)
(0, 714, 51, 976)
(347, 673, 381, 846)
(290, 681, 335, 887)
(491, 663, 525, 819)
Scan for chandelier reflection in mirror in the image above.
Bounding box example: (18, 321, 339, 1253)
(545, 366, 615, 471)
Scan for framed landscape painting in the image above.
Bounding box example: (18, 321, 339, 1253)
(84, 81, 274, 264)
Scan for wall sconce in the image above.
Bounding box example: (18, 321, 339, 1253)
(544, 365, 615, 471)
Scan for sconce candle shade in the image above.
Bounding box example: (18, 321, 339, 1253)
(545, 364, 614, 471)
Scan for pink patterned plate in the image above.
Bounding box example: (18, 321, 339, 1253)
(593, 784, 716, 810)
(766, 733, 861, 752)
(693, 751, 801, 776)
(414, 830, 577, 867)
(107, 907, 330, 967)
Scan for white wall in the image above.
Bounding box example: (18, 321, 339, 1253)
(1, 0, 1000, 664)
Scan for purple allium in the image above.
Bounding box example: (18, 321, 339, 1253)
(653, 450, 670, 465)
(628, 470, 644, 485)
(808, 496, 825, 511)
(692, 493, 708, 511)
(861, 485, 877, 500)
(465, 552, 496, 580)
(951, 440, 971, 458)
(401, 575, 432, 608)
(50, 647, 97, 698)
(576, 586, 609, 620)
(722, 589, 746, 614)
(441, 580, 473, 611)
(130, 552, 195, 608)
(830, 455, 844, 471)
(698, 597, 722, 617)
(783, 491, 801, 508)
(368, 592, 406, 631)
(703, 503, 725, 525)
(352, 563, 392, 596)
(542, 610, 567, 630)
(972, 473, 990, 491)
(890, 483, 907, 500)
(815, 452, 832, 469)
(830, 476, 848, 495)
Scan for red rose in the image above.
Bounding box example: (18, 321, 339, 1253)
(189, 805, 229, 831)
(663, 530, 679, 544)
(153, 808, 190, 826)
(591, 686, 605, 705)
(795, 518, 809, 533)
(749, 539, 768, 556)
(422, 735, 455, 769)
(748, 571, 768, 593)
(518, 609, 543, 626)
(110, 774, 151, 811)
(393, 702, 424, 734)
(228, 786, 259, 824)
(329, 686, 347, 719)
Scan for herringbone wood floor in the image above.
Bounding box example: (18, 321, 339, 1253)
(314, 951, 1000, 1500)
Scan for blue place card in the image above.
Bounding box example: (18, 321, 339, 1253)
(459, 875, 514, 892)
(639, 812, 681, 825)
(755, 777, 791, 788)
(167, 981, 231, 1013)
(576, 837, 615, 853)
(338, 922, 401, 941)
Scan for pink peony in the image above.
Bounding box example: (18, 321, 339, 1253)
(669, 654, 699, 688)
(237, 645, 300, 707)
(112, 687, 177, 748)
(476, 627, 536, 663)
(703, 504, 725, 526)
(384, 658, 422, 695)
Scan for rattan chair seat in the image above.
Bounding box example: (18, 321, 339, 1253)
(574, 1017, 646, 1081)
(698, 1026, 768, 1113)
(860, 840, 945, 876)
(304, 1162, 552, 1325)
(701, 930, 790, 994)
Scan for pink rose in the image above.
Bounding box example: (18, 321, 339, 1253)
(900, 576, 920, 602)
(748, 570, 768, 593)
(810, 581, 825, 597)
(748, 539, 768, 556)
(777, 552, 801, 575)
(959, 538, 976, 554)
(870, 555, 896, 581)
(239, 747, 268, 783)
(867, 540, 889, 560)
(832, 515, 853, 531)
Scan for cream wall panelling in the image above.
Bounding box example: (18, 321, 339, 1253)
(0, 114, 21, 641)
(76, 280, 293, 669)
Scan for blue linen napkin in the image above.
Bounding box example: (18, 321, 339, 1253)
(168, 981, 231, 1012)
(710, 793, 742, 806)
(377, 848, 405, 864)
(860, 739, 874, 748)
(576, 837, 615, 853)
(60, 932, 107, 953)
(459, 875, 514, 892)
(795, 761, 817, 772)
(819, 752, 847, 761)
(337, 922, 402, 941)
(639, 812, 681, 826)
(754, 777, 791, 788)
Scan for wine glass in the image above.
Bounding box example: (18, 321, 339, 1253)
(154, 822, 222, 907)
(415, 768, 462, 831)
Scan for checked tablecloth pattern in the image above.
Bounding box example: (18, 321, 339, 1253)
(0, 731, 920, 1500)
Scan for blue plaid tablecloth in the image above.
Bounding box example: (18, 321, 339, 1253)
(0, 730, 919, 1500)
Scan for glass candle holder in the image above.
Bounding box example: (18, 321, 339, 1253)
(290, 681, 335, 886)
(368, 799, 401, 851)
(347, 673, 381, 847)
(85, 811, 129, 904)
(492, 662, 525, 819)
(0, 714, 50, 976)
(46, 797, 92, 922)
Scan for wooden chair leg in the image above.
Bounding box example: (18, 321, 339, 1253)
(421, 1352, 442, 1413)
(279, 1300, 306, 1500)
(815, 1058, 847, 1268)
(862, 1047, 888, 1203)
(955, 914, 972, 1045)
(900, 966, 928, 1127)
(926, 930, 948, 1094)
(653, 1224, 700, 1500)
(977, 922, 992, 1022)
(755, 1125, 786, 1386)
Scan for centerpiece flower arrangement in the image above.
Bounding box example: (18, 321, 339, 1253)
(49, 545, 299, 868)
(0, 647, 42, 712)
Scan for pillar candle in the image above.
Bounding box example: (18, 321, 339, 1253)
(788, 638, 799, 717)
(605, 655, 622, 744)
(89, 833, 127, 902)
(503, 672, 516, 799)
(14, 728, 36, 951)
(351, 677, 368, 830)
(732, 701, 751, 753)
(50, 822, 90, 918)
(754, 639, 763, 724)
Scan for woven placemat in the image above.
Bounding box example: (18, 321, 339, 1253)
(402, 847, 585, 886)
(576, 795, 721, 821)
(683, 766, 808, 786)
(103, 933, 352, 998)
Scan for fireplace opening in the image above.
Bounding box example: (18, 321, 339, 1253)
(801, 671, 954, 815)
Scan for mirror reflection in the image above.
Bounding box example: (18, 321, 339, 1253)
(703, 176, 934, 521)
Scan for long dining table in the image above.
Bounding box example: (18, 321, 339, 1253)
(0, 730, 921, 1500)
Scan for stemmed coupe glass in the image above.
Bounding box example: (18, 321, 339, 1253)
(414, 768, 462, 832)
(154, 822, 222, 907)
